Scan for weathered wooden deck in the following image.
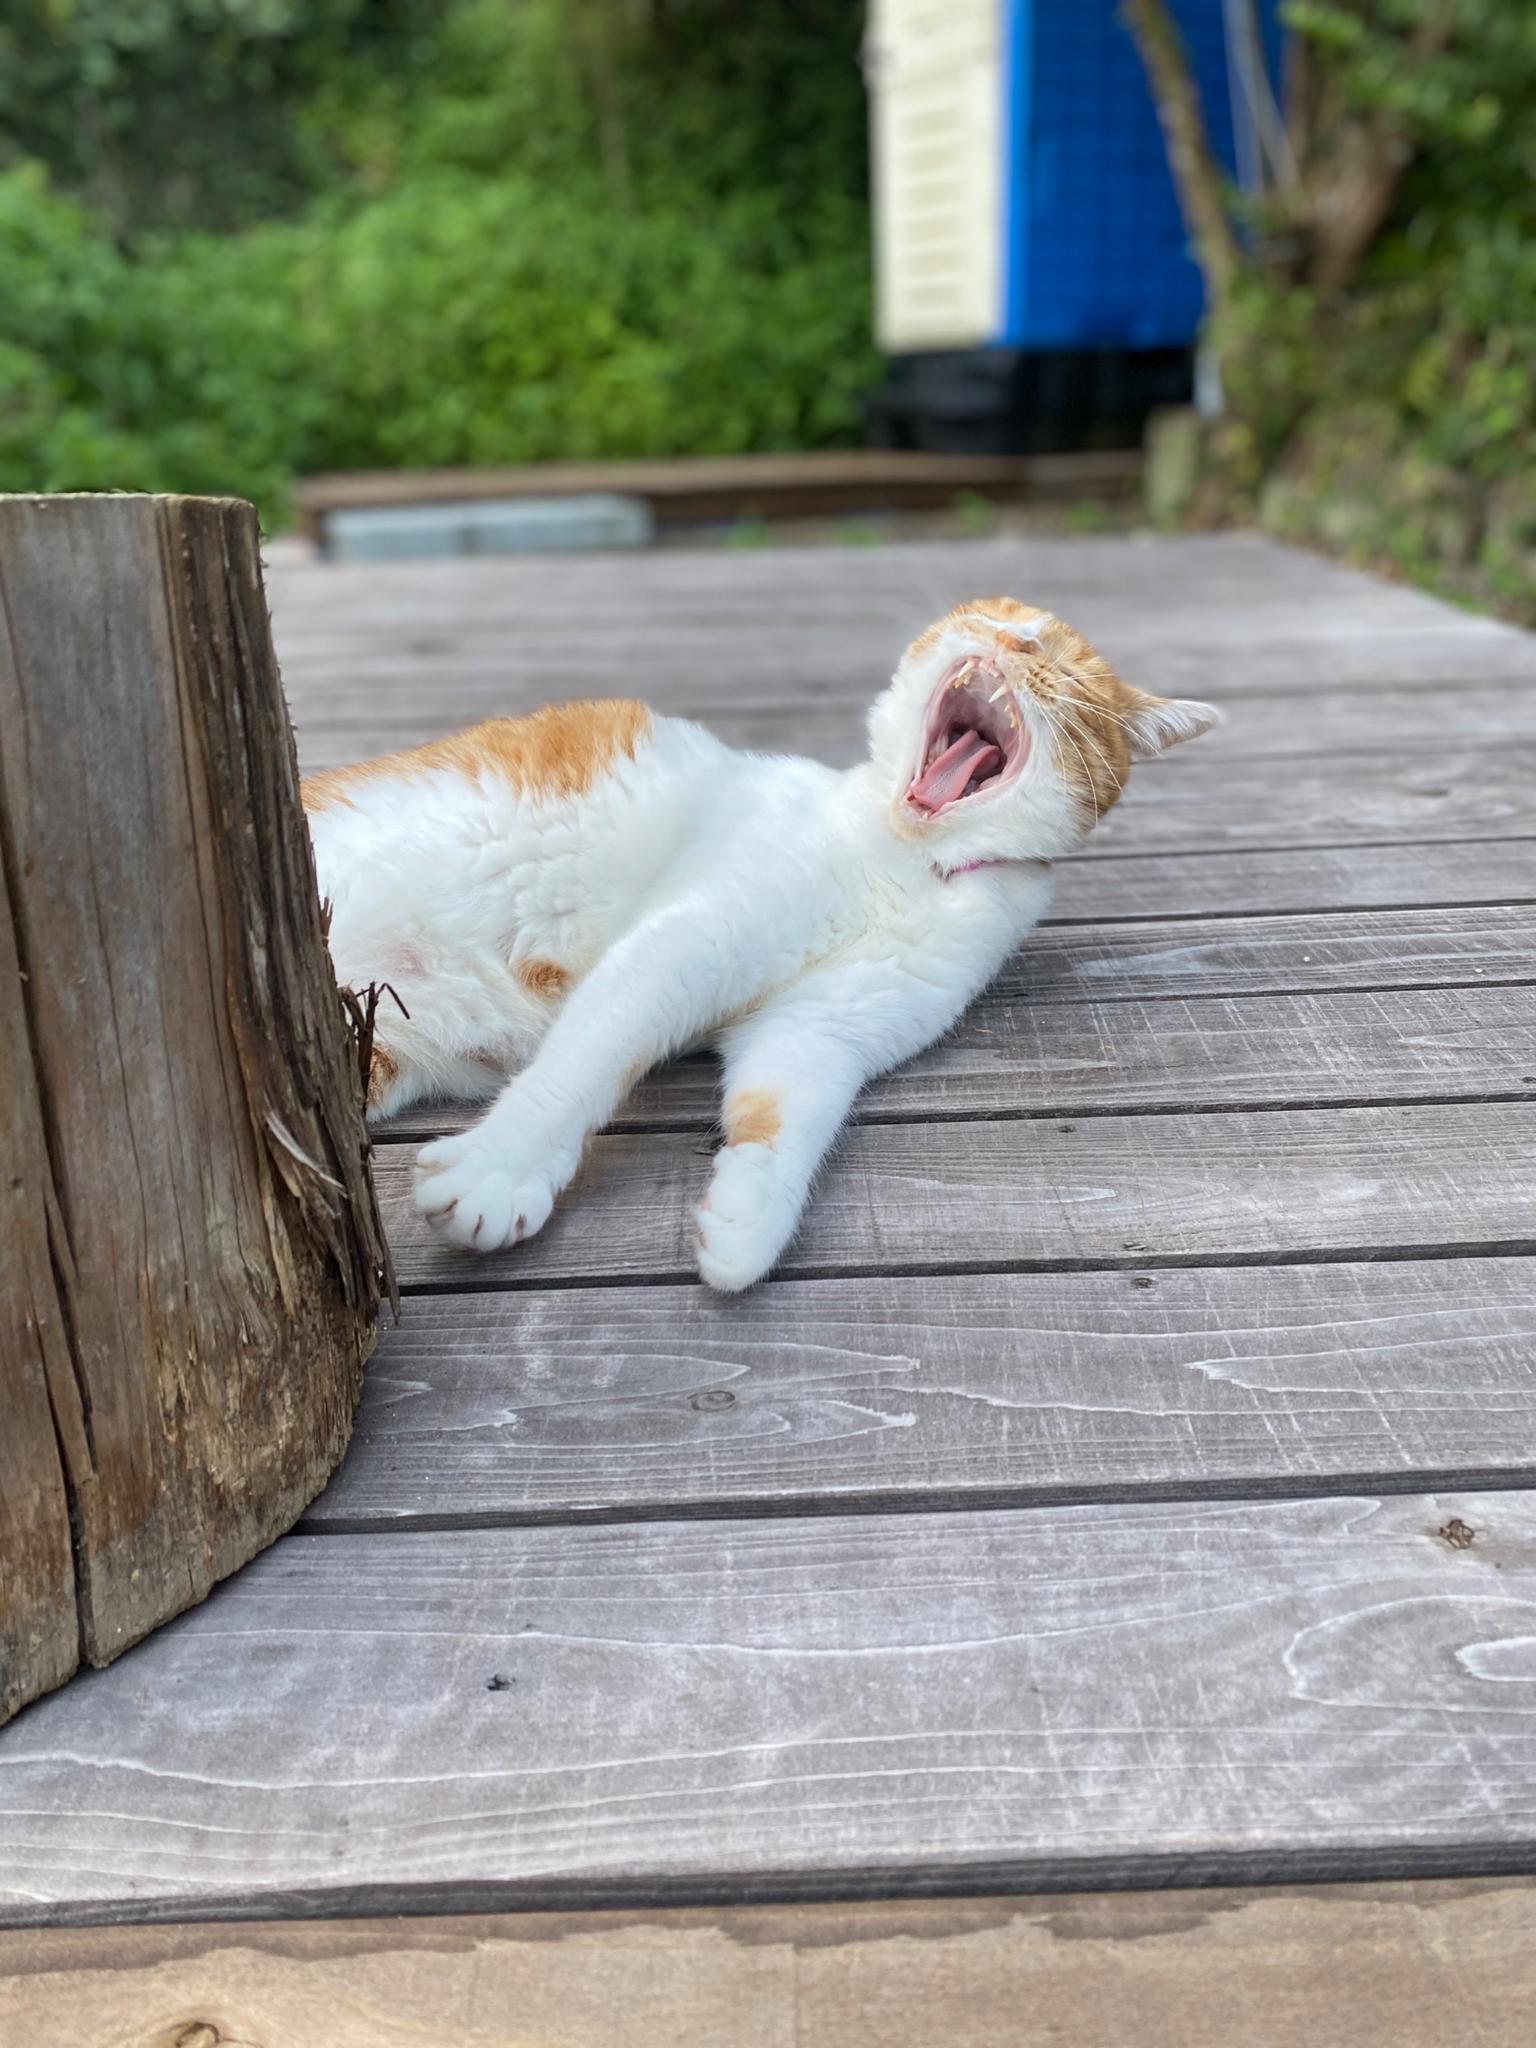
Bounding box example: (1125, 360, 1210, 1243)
(4, 534, 1536, 1954)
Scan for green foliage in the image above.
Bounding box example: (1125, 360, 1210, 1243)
(0, 0, 878, 519)
(1283, 0, 1536, 156)
(1180, 2, 1536, 616)
(0, 0, 436, 233)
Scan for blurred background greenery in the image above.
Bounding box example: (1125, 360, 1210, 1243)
(1142, 0, 1536, 621)
(0, 0, 877, 518)
(0, 0, 1532, 618)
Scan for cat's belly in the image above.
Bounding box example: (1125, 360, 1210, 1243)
(306, 713, 722, 1096)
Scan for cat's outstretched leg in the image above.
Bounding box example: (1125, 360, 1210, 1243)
(696, 959, 974, 1292)
(413, 897, 778, 1252)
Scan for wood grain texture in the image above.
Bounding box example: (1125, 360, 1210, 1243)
(306, 1257, 1536, 1527)
(5, 1491, 1536, 1920)
(375, 981, 1536, 1142)
(1042, 841, 1536, 921)
(0, 494, 390, 1713)
(264, 525, 1523, 624)
(8, 1879, 1536, 2048)
(265, 533, 1535, 713)
(374, 1101, 1536, 1287)
(0, 809, 78, 1722)
(995, 904, 1536, 1001)
(1078, 746, 1536, 855)
(3, 527, 1528, 1924)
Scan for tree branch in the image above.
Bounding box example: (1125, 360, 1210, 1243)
(1122, 0, 1245, 308)
(1301, 1, 1454, 293)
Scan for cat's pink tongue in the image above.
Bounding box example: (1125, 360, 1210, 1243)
(908, 730, 1004, 813)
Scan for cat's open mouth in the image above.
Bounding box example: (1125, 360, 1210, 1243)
(906, 657, 1030, 816)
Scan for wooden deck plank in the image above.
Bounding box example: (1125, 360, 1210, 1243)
(823, 901, 1516, 993)
(286, 711, 1536, 856)
(265, 535, 1536, 707)
(277, 628, 1532, 712)
(5, 1491, 1536, 1922)
(263, 528, 1521, 626)
(1078, 748, 1536, 855)
(375, 983, 1535, 1142)
(9, 1879, 1536, 2048)
(305, 1256, 1536, 1528)
(975, 905, 1536, 1002)
(3, 533, 1530, 1933)
(1041, 843, 1536, 921)
(376, 1101, 1536, 1288)
(290, 682, 1536, 773)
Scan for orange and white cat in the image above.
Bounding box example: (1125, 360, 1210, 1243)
(304, 597, 1217, 1291)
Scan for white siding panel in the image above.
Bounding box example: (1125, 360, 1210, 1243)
(869, 0, 1004, 351)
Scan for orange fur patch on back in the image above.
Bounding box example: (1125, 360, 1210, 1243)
(515, 955, 571, 1000)
(301, 700, 654, 812)
(723, 1087, 782, 1148)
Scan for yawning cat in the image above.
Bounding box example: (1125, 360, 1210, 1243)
(303, 596, 1218, 1290)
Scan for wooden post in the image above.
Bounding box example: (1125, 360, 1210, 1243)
(0, 494, 392, 1726)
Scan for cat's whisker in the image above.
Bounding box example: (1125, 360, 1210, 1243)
(1063, 701, 1128, 795)
(1035, 694, 1120, 805)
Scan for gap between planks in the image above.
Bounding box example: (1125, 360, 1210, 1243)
(373, 1087, 1536, 1148)
(392, 1239, 1536, 1300)
(298, 1465, 1536, 1537)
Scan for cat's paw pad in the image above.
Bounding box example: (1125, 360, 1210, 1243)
(413, 1132, 558, 1254)
(695, 1143, 790, 1293)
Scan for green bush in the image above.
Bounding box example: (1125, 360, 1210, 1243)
(0, 1, 878, 523)
(1138, 0, 1536, 618)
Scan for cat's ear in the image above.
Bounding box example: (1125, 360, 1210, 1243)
(1123, 691, 1222, 760)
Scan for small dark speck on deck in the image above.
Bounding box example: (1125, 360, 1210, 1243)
(487, 1672, 516, 1691)
(1132, 1274, 1156, 1290)
(1439, 1518, 1477, 1550)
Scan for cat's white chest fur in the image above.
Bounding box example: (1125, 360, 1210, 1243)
(305, 599, 1216, 1289)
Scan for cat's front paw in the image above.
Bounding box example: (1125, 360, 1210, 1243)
(695, 1142, 796, 1293)
(413, 1129, 561, 1254)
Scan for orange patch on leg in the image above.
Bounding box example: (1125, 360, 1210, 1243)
(515, 956, 571, 1000)
(724, 1087, 782, 1148)
(301, 700, 653, 812)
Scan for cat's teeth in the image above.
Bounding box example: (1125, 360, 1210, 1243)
(989, 685, 1008, 703)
